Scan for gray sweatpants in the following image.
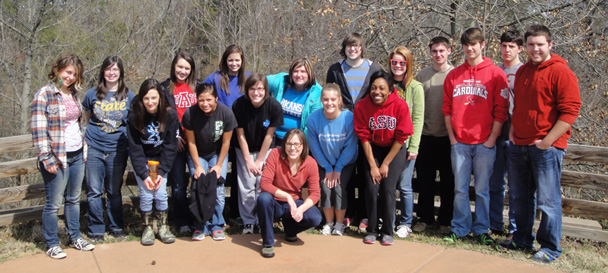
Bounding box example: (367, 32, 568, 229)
(235, 148, 272, 225)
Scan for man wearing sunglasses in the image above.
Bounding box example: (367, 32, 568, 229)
(414, 36, 455, 234)
(442, 27, 509, 246)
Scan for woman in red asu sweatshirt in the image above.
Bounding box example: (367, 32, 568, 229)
(354, 71, 413, 246)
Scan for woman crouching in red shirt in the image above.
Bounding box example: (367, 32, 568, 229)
(257, 128, 322, 258)
(354, 70, 413, 246)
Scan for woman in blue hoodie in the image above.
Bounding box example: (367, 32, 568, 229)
(306, 83, 358, 236)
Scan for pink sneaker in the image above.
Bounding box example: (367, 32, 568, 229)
(343, 218, 351, 227)
(359, 218, 368, 232)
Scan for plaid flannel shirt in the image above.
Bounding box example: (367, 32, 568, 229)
(31, 83, 87, 170)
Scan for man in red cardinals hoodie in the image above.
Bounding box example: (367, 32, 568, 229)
(442, 27, 509, 245)
(503, 25, 581, 263)
(354, 71, 413, 245)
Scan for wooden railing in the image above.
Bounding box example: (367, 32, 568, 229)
(1, 134, 607, 241)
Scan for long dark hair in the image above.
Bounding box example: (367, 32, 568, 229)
(131, 79, 171, 133)
(96, 56, 129, 100)
(218, 44, 246, 95)
(168, 51, 197, 94)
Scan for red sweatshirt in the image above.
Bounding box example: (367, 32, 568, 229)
(511, 54, 581, 149)
(354, 90, 413, 147)
(260, 148, 320, 204)
(443, 57, 509, 144)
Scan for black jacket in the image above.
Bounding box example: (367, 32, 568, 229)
(325, 59, 384, 111)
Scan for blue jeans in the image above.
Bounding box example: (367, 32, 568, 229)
(509, 144, 564, 259)
(450, 143, 495, 237)
(169, 150, 191, 228)
(86, 147, 128, 236)
(489, 137, 516, 233)
(257, 192, 322, 247)
(136, 174, 169, 212)
(41, 150, 85, 248)
(187, 154, 227, 234)
(397, 158, 416, 227)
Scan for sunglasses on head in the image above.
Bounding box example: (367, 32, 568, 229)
(390, 59, 407, 66)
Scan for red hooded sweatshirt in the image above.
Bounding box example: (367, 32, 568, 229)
(511, 54, 581, 149)
(443, 57, 509, 144)
(354, 90, 413, 147)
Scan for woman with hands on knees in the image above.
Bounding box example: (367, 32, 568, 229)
(353, 71, 413, 246)
(257, 129, 322, 258)
(232, 73, 284, 234)
(306, 83, 358, 236)
(31, 54, 94, 259)
(183, 83, 237, 241)
(127, 79, 179, 246)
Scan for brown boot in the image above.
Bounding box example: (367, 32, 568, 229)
(156, 210, 175, 244)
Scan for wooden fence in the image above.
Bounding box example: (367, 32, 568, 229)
(1, 134, 607, 241)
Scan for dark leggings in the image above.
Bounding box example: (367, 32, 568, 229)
(364, 144, 407, 236)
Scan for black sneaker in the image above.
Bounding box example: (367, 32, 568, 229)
(498, 239, 534, 252)
(529, 250, 556, 263)
(70, 238, 95, 251)
(89, 234, 104, 243)
(111, 231, 126, 240)
(443, 232, 462, 243)
(477, 233, 495, 246)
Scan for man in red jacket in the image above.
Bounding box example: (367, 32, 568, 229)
(442, 27, 509, 245)
(502, 24, 581, 263)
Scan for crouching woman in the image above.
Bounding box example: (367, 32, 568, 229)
(257, 129, 322, 258)
(127, 79, 179, 245)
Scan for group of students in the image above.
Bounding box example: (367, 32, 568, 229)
(31, 24, 580, 262)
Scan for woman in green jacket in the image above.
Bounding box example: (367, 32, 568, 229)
(389, 46, 425, 239)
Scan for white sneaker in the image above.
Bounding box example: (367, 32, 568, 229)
(242, 224, 254, 234)
(332, 223, 345, 236)
(395, 225, 412, 239)
(71, 238, 95, 251)
(320, 223, 333, 235)
(46, 246, 67, 259)
(412, 222, 427, 232)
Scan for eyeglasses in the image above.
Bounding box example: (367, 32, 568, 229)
(286, 142, 302, 148)
(390, 59, 407, 67)
(249, 87, 265, 93)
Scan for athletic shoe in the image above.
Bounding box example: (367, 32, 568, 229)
(359, 218, 368, 232)
(498, 239, 534, 252)
(212, 230, 226, 241)
(88, 234, 104, 243)
(380, 234, 394, 246)
(110, 231, 126, 240)
(412, 222, 427, 232)
(242, 224, 254, 235)
(443, 232, 462, 243)
(332, 223, 345, 236)
(46, 246, 67, 259)
(363, 234, 376, 244)
(529, 250, 555, 263)
(320, 223, 333, 235)
(343, 217, 351, 227)
(395, 225, 412, 239)
(478, 233, 495, 246)
(261, 246, 275, 258)
(71, 238, 95, 251)
(192, 230, 205, 241)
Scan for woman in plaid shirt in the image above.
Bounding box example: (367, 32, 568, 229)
(31, 54, 95, 259)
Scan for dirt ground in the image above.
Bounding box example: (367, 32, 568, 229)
(0, 233, 562, 273)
